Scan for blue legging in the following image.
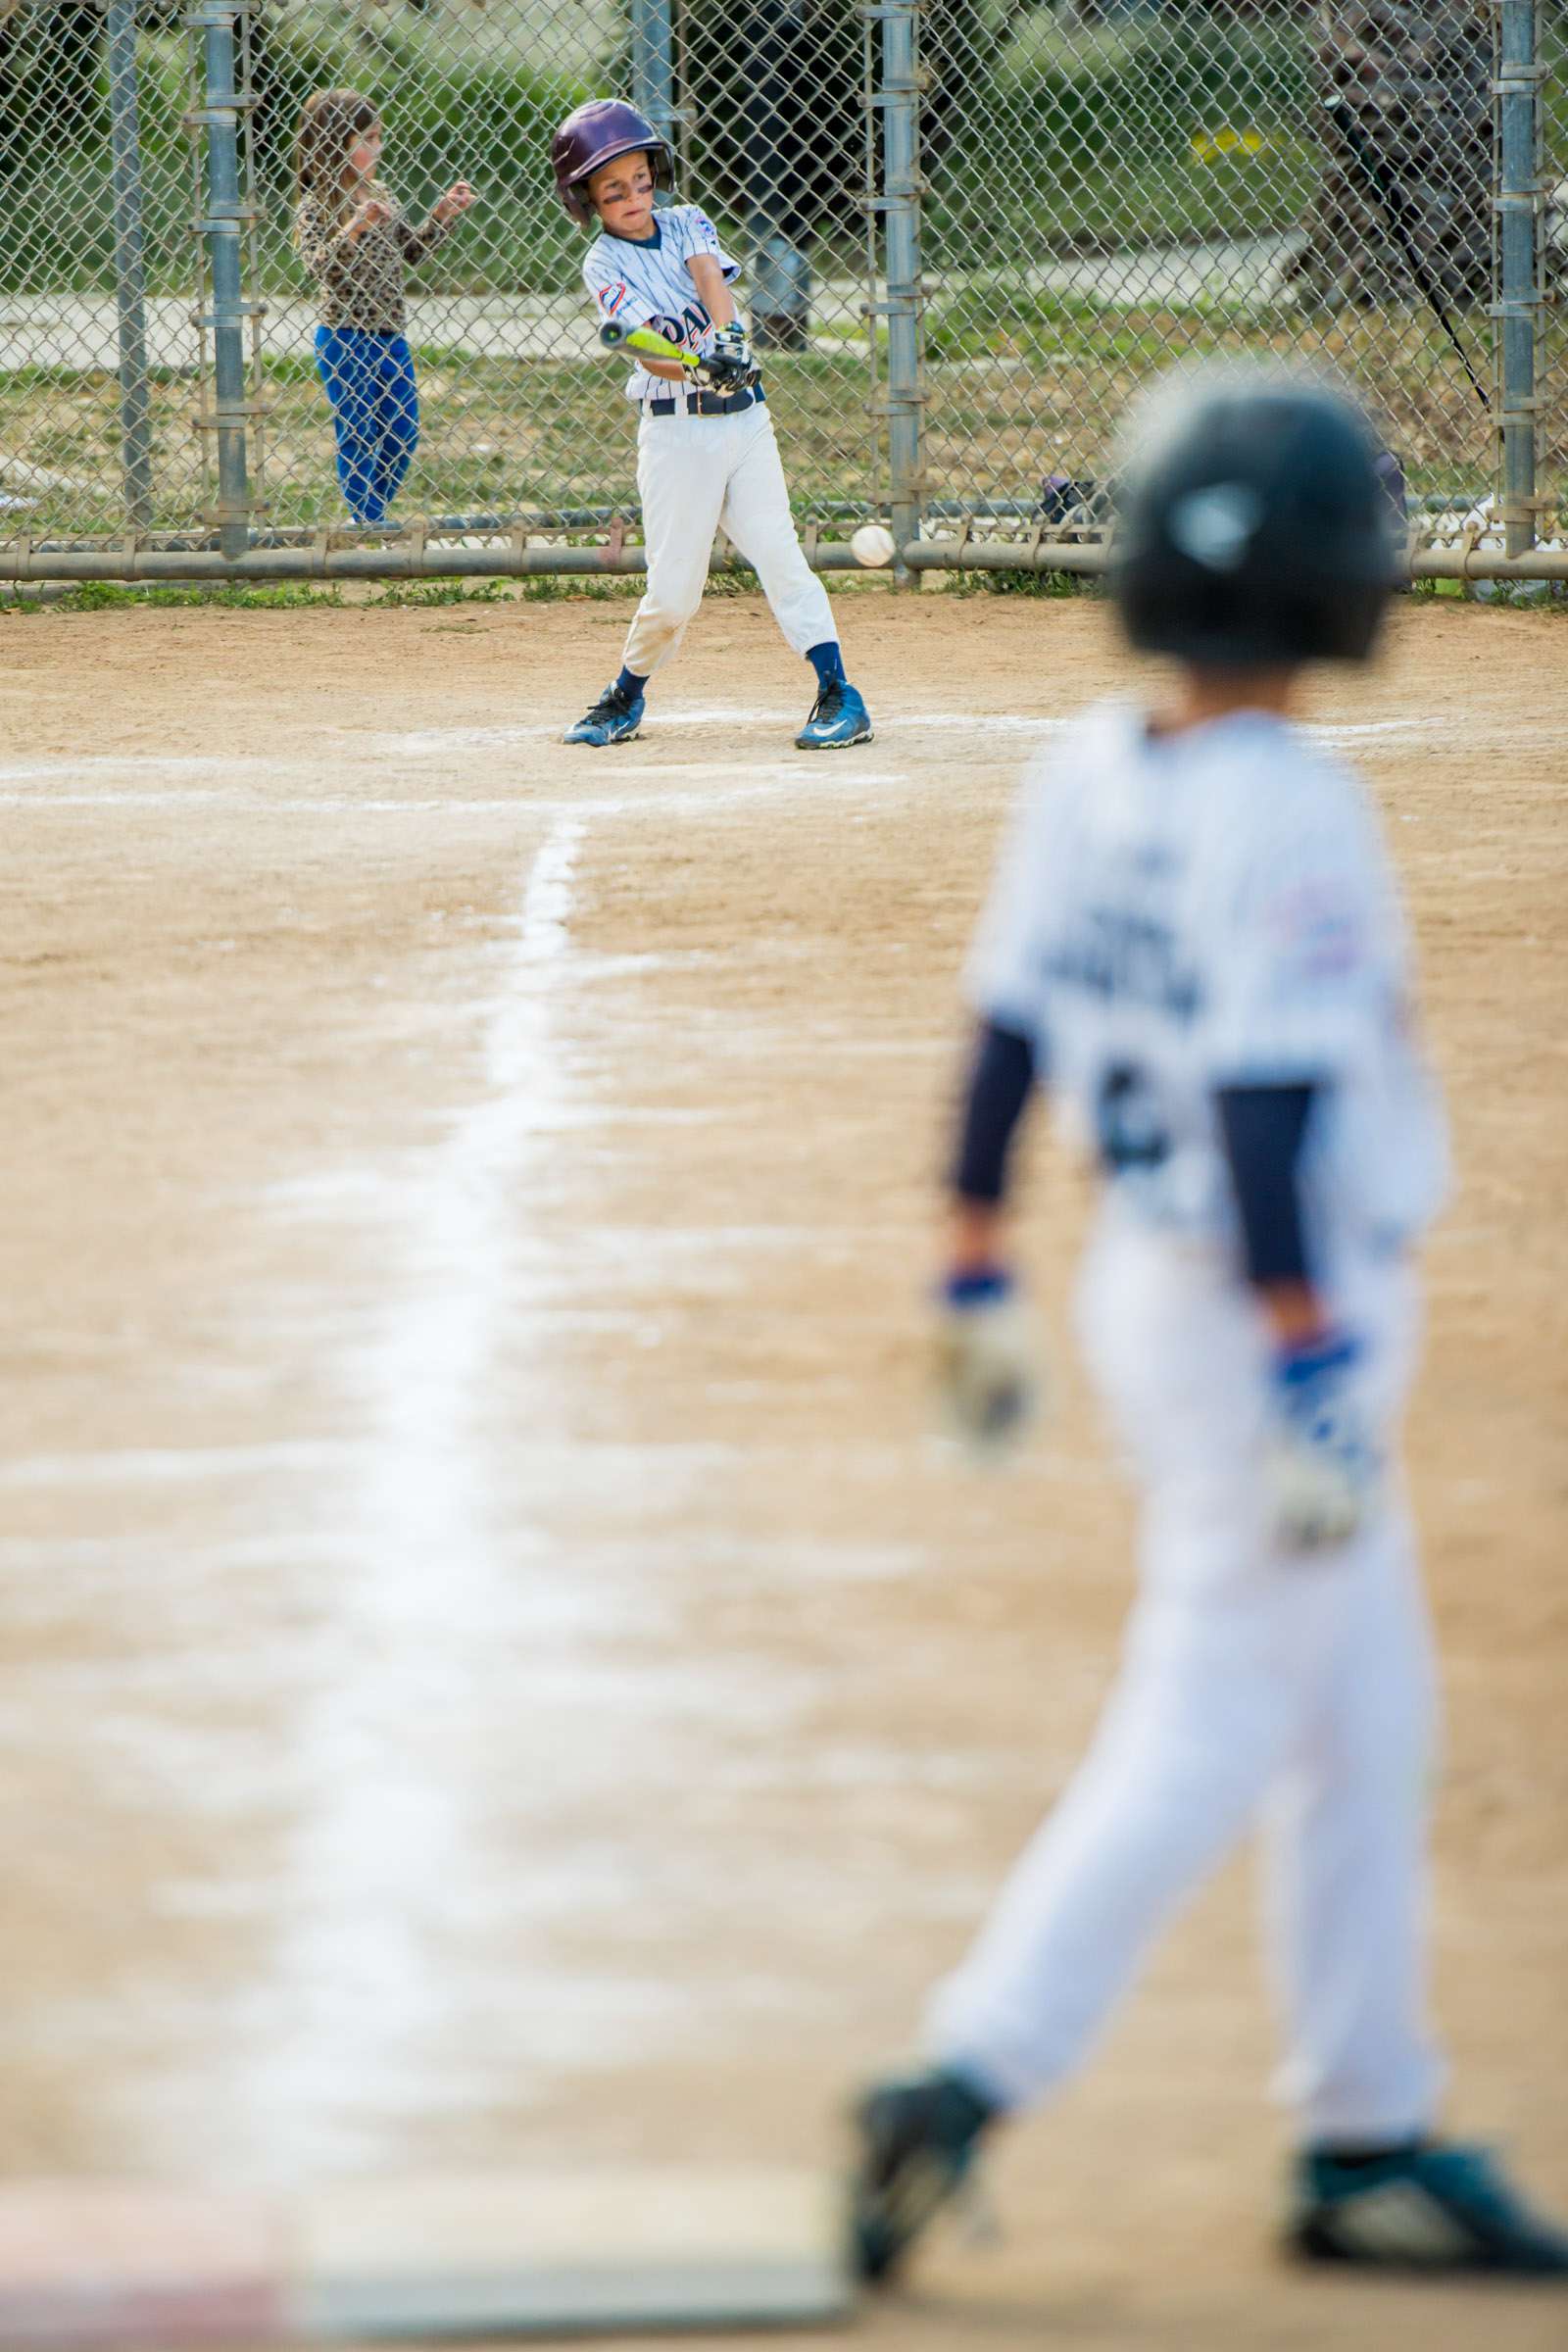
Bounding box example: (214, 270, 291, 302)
(315, 326, 419, 524)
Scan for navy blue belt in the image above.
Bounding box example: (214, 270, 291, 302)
(647, 385, 765, 418)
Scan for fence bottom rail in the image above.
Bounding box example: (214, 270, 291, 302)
(900, 542, 1568, 582)
(0, 543, 866, 584)
(2, 543, 1564, 585)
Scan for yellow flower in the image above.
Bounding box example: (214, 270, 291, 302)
(1191, 127, 1266, 161)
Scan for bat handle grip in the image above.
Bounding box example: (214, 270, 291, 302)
(599, 322, 626, 349)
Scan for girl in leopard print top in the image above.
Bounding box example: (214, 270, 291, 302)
(294, 88, 476, 524)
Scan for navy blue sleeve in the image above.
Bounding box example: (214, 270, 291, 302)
(951, 1018, 1039, 1205)
(1214, 1082, 1320, 1287)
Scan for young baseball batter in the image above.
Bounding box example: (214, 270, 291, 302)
(848, 369, 1568, 2281)
(295, 88, 475, 526)
(550, 99, 872, 752)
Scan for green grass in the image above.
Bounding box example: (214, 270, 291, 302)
(917, 288, 1501, 510)
(1408, 575, 1568, 609)
(240, 348, 880, 528)
(943, 568, 1102, 600)
(0, 362, 194, 392)
(0, 579, 347, 612)
(0, 571, 891, 614)
(927, 16, 1320, 254)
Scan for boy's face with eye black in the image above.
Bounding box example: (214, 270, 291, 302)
(588, 152, 657, 240)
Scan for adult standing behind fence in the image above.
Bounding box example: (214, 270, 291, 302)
(294, 88, 475, 527)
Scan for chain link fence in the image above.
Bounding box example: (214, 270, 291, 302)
(1, 0, 1562, 576)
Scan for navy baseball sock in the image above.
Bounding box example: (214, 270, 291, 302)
(613, 664, 646, 703)
(807, 640, 847, 689)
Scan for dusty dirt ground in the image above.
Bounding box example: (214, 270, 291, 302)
(2, 591, 1565, 2349)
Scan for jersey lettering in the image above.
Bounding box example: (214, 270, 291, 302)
(649, 302, 711, 349)
(1046, 906, 1202, 1022)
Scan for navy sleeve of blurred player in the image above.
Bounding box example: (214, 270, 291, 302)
(952, 1018, 1041, 1205)
(1215, 1082, 1319, 1287)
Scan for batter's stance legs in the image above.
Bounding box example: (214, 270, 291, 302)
(565, 412, 872, 751)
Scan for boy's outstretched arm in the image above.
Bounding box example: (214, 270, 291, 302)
(687, 250, 738, 331)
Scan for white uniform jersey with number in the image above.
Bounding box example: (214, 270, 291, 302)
(967, 699, 1449, 1271)
(583, 205, 742, 407)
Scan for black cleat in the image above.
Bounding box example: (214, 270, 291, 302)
(847, 2066, 997, 2284)
(1289, 2141, 1568, 2276)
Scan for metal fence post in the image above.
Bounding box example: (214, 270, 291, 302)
(192, 0, 251, 558)
(631, 0, 676, 145)
(107, 0, 155, 529)
(874, 0, 923, 572)
(1494, 0, 1543, 559)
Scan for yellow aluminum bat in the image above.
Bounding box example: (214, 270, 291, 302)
(599, 320, 702, 370)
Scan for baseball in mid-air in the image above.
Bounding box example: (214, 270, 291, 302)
(852, 522, 897, 568)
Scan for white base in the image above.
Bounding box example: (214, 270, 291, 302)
(289, 2167, 852, 2338)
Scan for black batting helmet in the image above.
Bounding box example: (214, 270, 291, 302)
(552, 99, 673, 227)
(1110, 369, 1401, 667)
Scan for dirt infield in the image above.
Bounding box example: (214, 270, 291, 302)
(2, 592, 1565, 2348)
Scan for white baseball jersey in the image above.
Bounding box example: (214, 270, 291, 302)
(967, 699, 1448, 1269)
(583, 205, 741, 407)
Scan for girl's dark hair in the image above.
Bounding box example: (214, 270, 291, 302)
(295, 87, 379, 206)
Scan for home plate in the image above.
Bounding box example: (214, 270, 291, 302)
(290, 2167, 853, 2338)
(0, 2171, 850, 2344)
(0, 2182, 283, 2345)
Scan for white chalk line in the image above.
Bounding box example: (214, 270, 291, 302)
(374, 708, 1457, 754)
(0, 761, 904, 814)
(0, 707, 1465, 805)
(211, 809, 603, 2172)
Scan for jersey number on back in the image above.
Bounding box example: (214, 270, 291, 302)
(1095, 1060, 1170, 1175)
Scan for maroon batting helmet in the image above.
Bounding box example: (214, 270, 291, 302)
(552, 99, 673, 227)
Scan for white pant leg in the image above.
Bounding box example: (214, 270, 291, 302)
(622, 411, 729, 677)
(717, 408, 838, 659)
(928, 1222, 1441, 2128)
(1261, 1486, 1444, 2144)
(928, 1453, 1357, 2108)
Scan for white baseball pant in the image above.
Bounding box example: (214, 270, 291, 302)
(622, 402, 837, 677)
(929, 1213, 1445, 2147)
